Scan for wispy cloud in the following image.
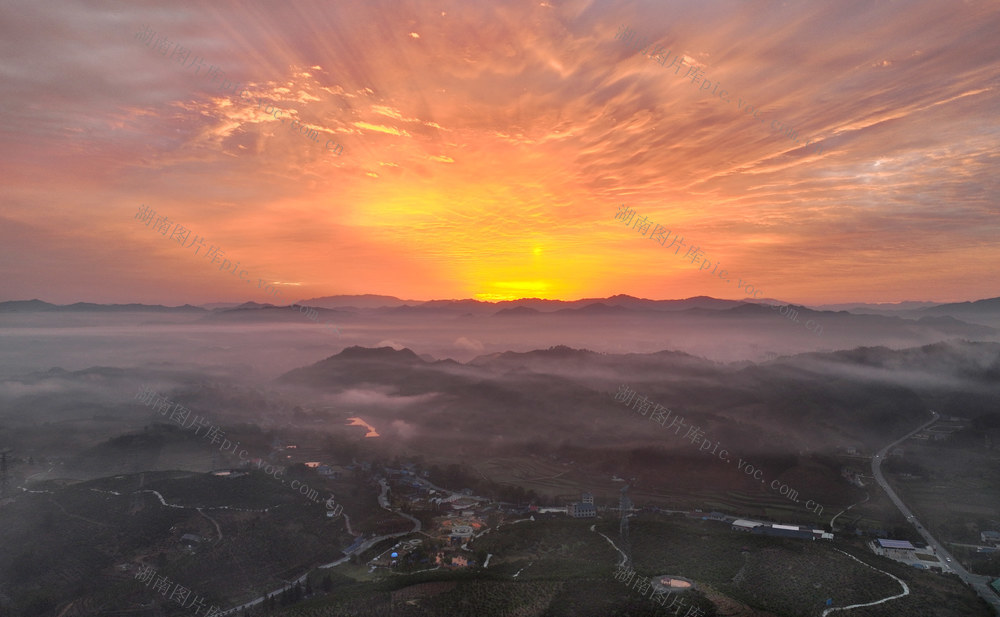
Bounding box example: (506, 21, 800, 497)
(1, 0, 998, 304)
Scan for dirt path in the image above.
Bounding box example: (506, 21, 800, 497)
(829, 492, 869, 529)
(137, 489, 269, 512)
(591, 524, 628, 567)
(198, 508, 223, 542)
(48, 495, 111, 528)
(731, 553, 749, 586)
(821, 549, 909, 616)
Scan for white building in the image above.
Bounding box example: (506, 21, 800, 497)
(732, 519, 762, 532)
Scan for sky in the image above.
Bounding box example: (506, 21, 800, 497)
(1, 0, 998, 306)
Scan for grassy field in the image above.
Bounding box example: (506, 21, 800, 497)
(469, 453, 843, 530)
(6, 428, 995, 616)
(628, 515, 993, 617)
(0, 469, 367, 616)
(265, 512, 991, 617)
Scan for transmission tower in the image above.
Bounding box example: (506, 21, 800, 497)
(619, 483, 633, 567)
(0, 448, 10, 497)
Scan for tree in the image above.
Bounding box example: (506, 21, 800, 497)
(321, 574, 333, 592)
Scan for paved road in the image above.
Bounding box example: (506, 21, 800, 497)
(219, 481, 420, 616)
(872, 410, 1000, 615)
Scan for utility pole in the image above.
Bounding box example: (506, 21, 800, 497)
(0, 448, 11, 497)
(619, 482, 633, 568)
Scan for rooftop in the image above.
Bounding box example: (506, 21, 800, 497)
(732, 519, 762, 528)
(877, 539, 916, 550)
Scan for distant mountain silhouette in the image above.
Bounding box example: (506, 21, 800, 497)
(0, 299, 204, 313)
(492, 306, 541, 317)
(919, 297, 1000, 315)
(335, 345, 423, 363)
(297, 294, 416, 309)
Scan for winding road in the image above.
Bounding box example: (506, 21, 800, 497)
(218, 480, 421, 616)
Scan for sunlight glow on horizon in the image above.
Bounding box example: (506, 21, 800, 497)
(0, 1, 997, 306)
